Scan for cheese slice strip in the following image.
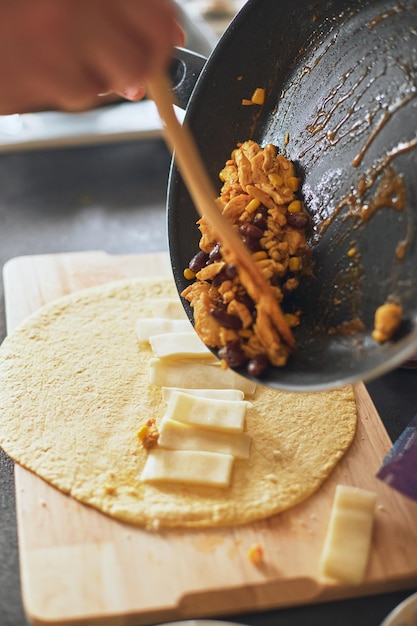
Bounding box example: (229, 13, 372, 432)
(163, 390, 250, 433)
(159, 418, 251, 459)
(149, 331, 215, 360)
(140, 449, 233, 488)
(149, 358, 256, 395)
(136, 318, 191, 341)
(145, 298, 186, 319)
(319, 485, 376, 584)
(161, 387, 245, 402)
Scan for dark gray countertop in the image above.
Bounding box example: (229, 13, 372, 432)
(0, 139, 415, 626)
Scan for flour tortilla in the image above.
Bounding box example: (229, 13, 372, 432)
(0, 278, 357, 529)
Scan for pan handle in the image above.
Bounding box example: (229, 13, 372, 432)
(168, 47, 208, 110)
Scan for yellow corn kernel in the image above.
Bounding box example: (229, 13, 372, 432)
(137, 425, 149, 441)
(247, 542, 264, 564)
(251, 88, 265, 105)
(246, 198, 261, 213)
(269, 173, 284, 187)
(347, 247, 357, 257)
(183, 268, 195, 280)
(288, 200, 302, 213)
(288, 256, 302, 271)
(252, 250, 268, 261)
(287, 176, 300, 191)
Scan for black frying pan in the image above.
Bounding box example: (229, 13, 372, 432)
(167, 0, 417, 391)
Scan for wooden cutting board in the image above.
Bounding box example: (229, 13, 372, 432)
(3, 251, 417, 626)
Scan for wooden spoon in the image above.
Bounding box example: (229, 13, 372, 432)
(148, 74, 295, 350)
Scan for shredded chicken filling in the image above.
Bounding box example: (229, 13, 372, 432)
(182, 140, 311, 377)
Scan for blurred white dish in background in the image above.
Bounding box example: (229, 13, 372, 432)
(380, 592, 417, 626)
(178, 0, 245, 36)
(0, 101, 186, 153)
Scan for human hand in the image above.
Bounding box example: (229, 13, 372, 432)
(0, 0, 185, 114)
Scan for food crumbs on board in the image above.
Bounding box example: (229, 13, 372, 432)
(372, 302, 403, 343)
(247, 542, 264, 564)
(137, 418, 159, 449)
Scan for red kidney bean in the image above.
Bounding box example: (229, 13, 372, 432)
(212, 273, 224, 287)
(247, 353, 269, 377)
(287, 212, 310, 229)
(212, 263, 238, 286)
(224, 263, 237, 279)
(235, 292, 255, 314)
(209, 242, 222, 262)
(252, 214, 268, 230)
(218, 341, 246, 367)
(239, 223, 264, 239)
(209, 306, 242, 330)
(242, 236, 263, 253)
(256, 205, 269, 217)
(189, 250, 209, 273)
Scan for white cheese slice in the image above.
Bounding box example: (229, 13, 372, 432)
(319, 484, 376, 584)
(161, 387, 245, 402)
(163, 390, 250, 433)
(149, 358, 256, 395)
(140, 449, 233, 488)
(136, 318, 192, 341)
(158, 418, 251, 459)
(149, 331, 215, 360)
(145, 298, 187, 320)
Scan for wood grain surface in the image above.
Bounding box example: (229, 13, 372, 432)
(3, 251, 417, 626)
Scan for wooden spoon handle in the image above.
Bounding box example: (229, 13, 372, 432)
(148, 74, 295, 349)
